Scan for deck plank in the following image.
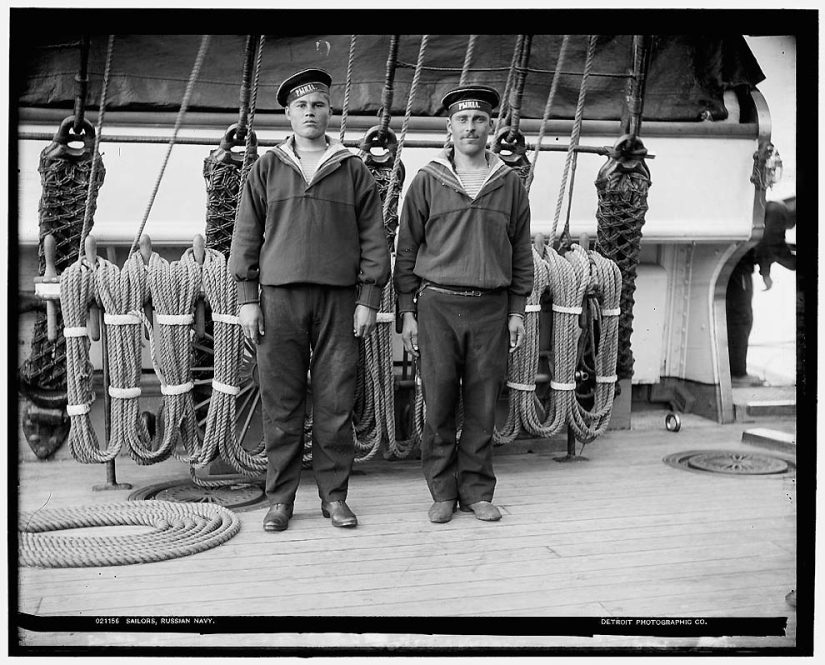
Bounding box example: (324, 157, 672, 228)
(14, 426, 799, 649)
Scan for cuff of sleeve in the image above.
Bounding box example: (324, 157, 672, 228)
(356, 283, 382, 310)
(237, 280, 260, 305)
(397, 292, 417, 314)
(508, 293, 527, 316)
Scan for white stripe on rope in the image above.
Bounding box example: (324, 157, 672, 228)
(212, 380, 241, 396)
(212, 313, 240, 325)
(156, 313, 194, 325)
(601, 308, 621, 317)
(551, 304, 583, 315)
(550, 381, 577, 391)
(507, 381, 536, 391)
(160, 381, 195, 396)
(376, 313, 395, 323)
(104, 313, 141, 325)
(63, 326, 89, 338)
(525, 304, 542, 313)
(596, 375, 618, 383)
(66, 403, 91, 416)
(109, 386, 142, 399)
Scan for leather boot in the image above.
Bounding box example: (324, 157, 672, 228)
(263, 503, 293, 532)
(460, 500, 501, 521)
(321, 500, 358, 528)
(428, 500, 457, 523)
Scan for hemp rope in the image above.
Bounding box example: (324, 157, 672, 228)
(339, 35, 358, 144)
(94, 252, 154, 461)
(19, 501, 240, 568)
(200, 247, 266, 477)
(61, 257, 117, 463)
(551, 34, 597, 244)
(525, 35, 570, 194)
(141, 250, 202, 466)
(129, 35, 211, 258)
(567, 249, 622, 442)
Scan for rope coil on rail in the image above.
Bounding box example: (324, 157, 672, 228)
(19, 501, 240, 568)
(200, 247, 266, 477)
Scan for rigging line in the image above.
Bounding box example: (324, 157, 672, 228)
(129, 35, 211, 258)
(72, 36, 90, 133)
(339, 35, 358, 144)
(383, 35, 429, 221)
(525, 35, 571, 194)
(552, 35, 598, 245)
(239, 35, 265, 191)
(494, 35, 524, 137)
(78, 35, 115, 255)
(505, 34, 533, 143)
(236, 35, 259, 139)
(378, 35, 401, 140)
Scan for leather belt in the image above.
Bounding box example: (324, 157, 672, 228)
(421, 282, 499, 298)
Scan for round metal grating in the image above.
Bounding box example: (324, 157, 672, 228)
(129, 478, 267, 512)
(663, 450, 795, 477)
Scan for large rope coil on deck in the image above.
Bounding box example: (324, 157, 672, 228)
(19, 501, 240, 568)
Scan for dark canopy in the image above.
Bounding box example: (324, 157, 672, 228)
(13, 34, 765, 122)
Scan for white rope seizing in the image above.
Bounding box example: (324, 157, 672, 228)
(62, 326, 88, 338)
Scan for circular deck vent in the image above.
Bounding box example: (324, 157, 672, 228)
(129, 478, 267, 512)
(663, 450, 795, 477)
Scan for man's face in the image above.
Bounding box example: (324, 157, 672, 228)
(286, 91, 331, 140)
(447, 110, 493, 158)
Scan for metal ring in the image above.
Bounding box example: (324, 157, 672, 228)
(665, 412, 682, 432)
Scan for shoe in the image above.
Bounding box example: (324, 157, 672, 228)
(731, 374, 765, 387)
(263, 503, 293, 532)
(321, 500, 358, 528)
(460, 500, 502, 521)
(428, 500, 457, 523)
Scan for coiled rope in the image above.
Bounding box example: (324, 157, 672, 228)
(200, 247, 265, 476)
(62, 257, 113, 462)
(94, 251, 154, 461)
(19, 501, 240, 568)
(141, 250, 202, 466)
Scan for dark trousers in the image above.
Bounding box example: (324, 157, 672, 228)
(417, 287, 508, 504)
(257, 284, 358, 505)
(726, 263, 754, 377)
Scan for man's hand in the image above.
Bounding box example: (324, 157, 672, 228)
(353, 304, 378, 338)
(401, 312, 419, 358)
(508, 314, 525, 353)
(762, 274, 774, 291)
(239, 303, 265, 344)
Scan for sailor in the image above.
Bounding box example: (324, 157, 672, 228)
(394, 84, 534, 523)
(230, 68, 391, 532)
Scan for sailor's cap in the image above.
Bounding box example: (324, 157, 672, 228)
(441, 85, 500, 117)
(277, 68, 333, 107)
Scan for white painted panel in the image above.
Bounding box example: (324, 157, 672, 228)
(629, 264, 668, 384)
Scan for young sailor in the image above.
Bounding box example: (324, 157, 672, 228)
(230, 68, 391, 532)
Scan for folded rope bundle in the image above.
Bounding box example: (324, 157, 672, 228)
(61, 257, 114, 463)
(200, 247, 265, 478)
(568, 249, 622, 442)
(94, 251, 154, 461)
(142, 249, 202, 466)
(495, 245, 551, 444)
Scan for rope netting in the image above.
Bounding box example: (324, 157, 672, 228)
(19, 501, 240, 568)
(594, 138, 651, 381)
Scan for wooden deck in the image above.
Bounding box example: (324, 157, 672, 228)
(14, 414, 799, 652)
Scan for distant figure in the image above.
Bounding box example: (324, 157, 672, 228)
(726, 199, 796, 386)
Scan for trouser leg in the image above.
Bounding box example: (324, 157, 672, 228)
(457, 292, 508, 505)
(309, 286, 359, 502)
(726, 270, 754, 377)
(258, 286, 310, 505)
(417, 290, 462, 502)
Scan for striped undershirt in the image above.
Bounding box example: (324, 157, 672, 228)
(295, 148, 325, 183)
(455, 166, 489, 199)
